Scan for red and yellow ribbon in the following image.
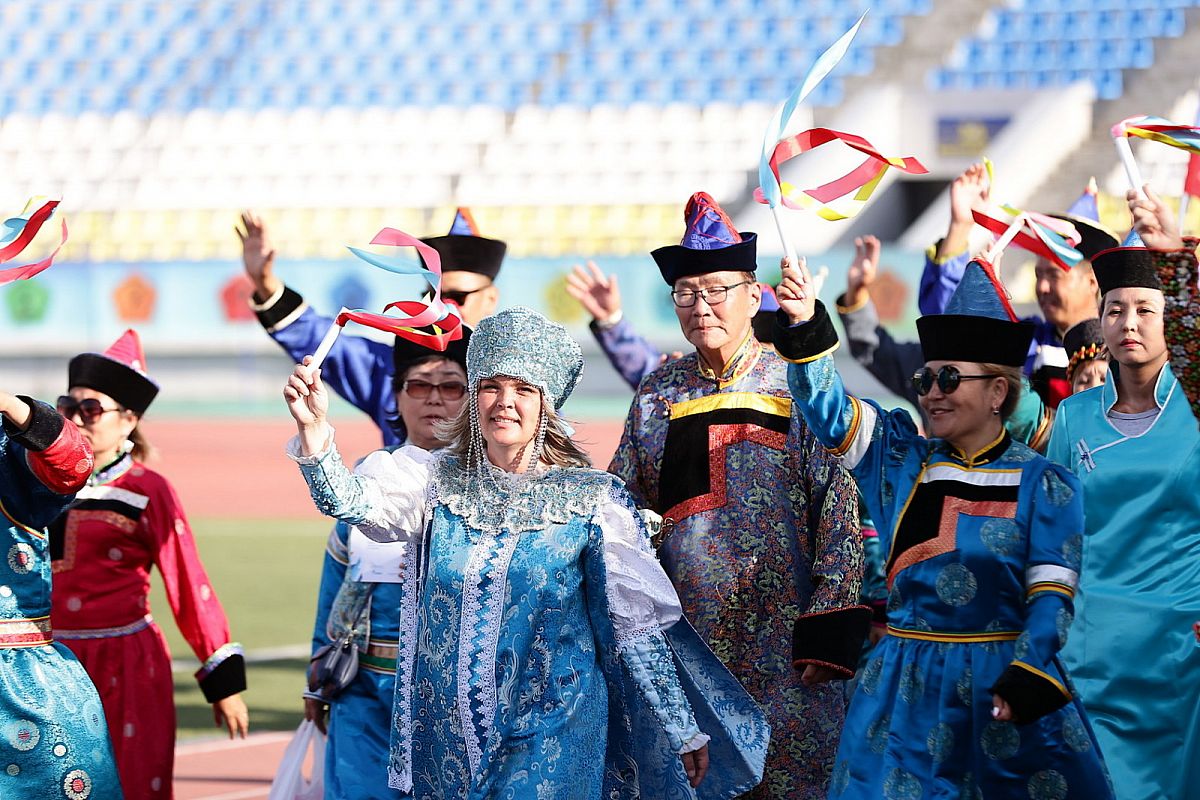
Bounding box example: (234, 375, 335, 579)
(754, 128, 928, 221)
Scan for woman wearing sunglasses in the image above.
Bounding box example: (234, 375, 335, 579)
(304, 331, 470, 800)
(286, 307, 770, 799)
(774, 258, 1113, 799)
(49, 330, 249, 800)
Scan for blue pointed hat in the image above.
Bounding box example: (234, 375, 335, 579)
(651, 192, 758, 285)
(1049, 177, 1119, 261)
(420, 207, 507, 279)
(916, 259, 1035, 367)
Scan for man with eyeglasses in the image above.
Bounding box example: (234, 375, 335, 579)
(236, 208, 503, 446)
(609, 192, 866, 799)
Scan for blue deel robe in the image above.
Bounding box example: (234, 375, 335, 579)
(1048, 362, 1200, 800)
(776, 303, 1114, 800)
(0, 402, 123, 799)
(310, 516, 404, 800)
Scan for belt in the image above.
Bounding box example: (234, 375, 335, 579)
(887, 625, 1021, 643)
(55, 614, 153, 641)
(0, 616, 52, 648)
(360, 639, 398, 674)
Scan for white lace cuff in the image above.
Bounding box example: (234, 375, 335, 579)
(599, 501, 682, 641)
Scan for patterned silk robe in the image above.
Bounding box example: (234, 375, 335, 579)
(778, 302, 1114, 800)
(0, 399, 124, 800)
(291, 438, 769, 800)
(610, 334, 865, 799)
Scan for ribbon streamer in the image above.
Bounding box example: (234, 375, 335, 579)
(754, 128, 928, 221)
(972, 208, 1083, 271)
(1111, 115, 1200, 195)
(0, 199, 68, 285)
(308, 228, 464, 370)
(1113, 115, 1200, 155)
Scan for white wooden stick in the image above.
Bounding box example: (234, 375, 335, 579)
(985, 214, 1026, 262)
(1114, 135, 1145, 197)
(771, 205, 800, 267)
(1180, 192, 1191, 235)
(307, 311, 348, 371)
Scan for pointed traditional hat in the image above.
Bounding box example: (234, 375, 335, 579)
(651, 192, 758, 284)
(68, 329, 159, 414)
(1049, 177, 1119, 261)
(420, 207, 507, 279)
(916, 259, 1035, 367)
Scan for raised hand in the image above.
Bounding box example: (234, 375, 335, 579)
(1128, 185, 1185, 251)
(565, 261, 622, 322)
(235, 211, 281, 300)
(844, 235, 881, 307)
(284, 356, 330, 443)
(776, 257, 816, 325)
(939, 162, 991, 261)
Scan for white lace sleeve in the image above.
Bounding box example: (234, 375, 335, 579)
(286, 433, 431, 541)
(598, 499, 682, 645)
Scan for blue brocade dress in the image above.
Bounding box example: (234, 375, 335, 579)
(289, 436, 769, 800)
(0, 408, 123, 799)
(775, 304, 1114, 800)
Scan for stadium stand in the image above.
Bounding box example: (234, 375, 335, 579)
(0, 0, 1195, 260)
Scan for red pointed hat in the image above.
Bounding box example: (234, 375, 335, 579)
(651, 192, 758, 285)
(68, 329, 159, 414)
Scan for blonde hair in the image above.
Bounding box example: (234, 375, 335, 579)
(978, 363, 1024, 419)
(439, 391, 591, 469)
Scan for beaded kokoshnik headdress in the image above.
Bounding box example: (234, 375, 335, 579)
(462, 306, 584, 473)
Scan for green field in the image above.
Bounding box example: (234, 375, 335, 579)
(146, 517, 330, 740)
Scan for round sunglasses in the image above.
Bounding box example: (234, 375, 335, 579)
(911, 366, 1000, 397)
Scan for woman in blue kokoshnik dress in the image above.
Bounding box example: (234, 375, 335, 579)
(283, 306, 768, 800)
(772, 256, 1114, 799)
(0, 389, 124, 799)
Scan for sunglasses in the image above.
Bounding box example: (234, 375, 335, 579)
(402, 380, 467, 400)
(911, 366, 1001, 397)
(57, 396, 125, 424)
(441, 286, 489, 306)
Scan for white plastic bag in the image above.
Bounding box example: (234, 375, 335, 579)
(267, 720, 326, 800)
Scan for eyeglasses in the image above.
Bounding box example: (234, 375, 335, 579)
(911, 366, 1001, 397)
(441, 286, 489, 306)
(670, 280, 752, 308)
(56, 396, 125, 424)
(402, 380, 467, 400)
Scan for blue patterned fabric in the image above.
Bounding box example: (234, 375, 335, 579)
(310, 518, 403, 800)
(0, 430, 123, 799)
(293, 442, 767, 799)
(1047, 362, 1200, 800)
(786, 351, 1115, 800)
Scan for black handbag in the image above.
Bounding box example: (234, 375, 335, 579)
(307, 585, 373, 701)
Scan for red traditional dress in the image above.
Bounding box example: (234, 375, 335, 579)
(49, 453, 245, 800)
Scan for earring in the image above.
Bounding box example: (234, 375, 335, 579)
(992, 408, 1000, 416)
(120, 439, 135, 454)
